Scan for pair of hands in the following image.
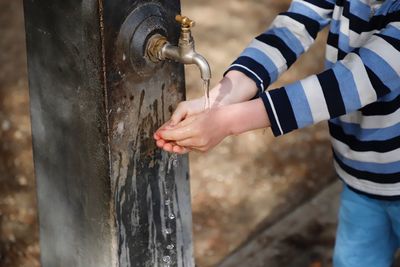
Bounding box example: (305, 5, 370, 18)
(153, 71, 270, 154)
(153, 97, 231, 154)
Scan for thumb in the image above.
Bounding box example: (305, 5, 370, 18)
(170, 103, 187, 126)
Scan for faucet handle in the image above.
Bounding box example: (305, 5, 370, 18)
(175, 15, 196, 29)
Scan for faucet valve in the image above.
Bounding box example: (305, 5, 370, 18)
(175, 15, 196, 29)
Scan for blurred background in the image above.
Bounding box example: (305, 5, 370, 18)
(0, 0, 341, 266)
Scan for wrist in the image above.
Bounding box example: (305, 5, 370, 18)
(214, 105, 236, 137)
(219, 99, 271, 136)
(209, 70, 259, 106)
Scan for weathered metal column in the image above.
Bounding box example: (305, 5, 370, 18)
(24, 1, 193, 266)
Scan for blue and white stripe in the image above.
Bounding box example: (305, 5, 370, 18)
(227, 0, 400, 198)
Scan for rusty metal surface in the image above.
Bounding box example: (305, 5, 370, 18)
(103, 1, 194, 266)
(24, 0, 193, 266)
(23, 0, 114, 266)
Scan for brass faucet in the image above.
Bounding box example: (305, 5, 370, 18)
(146, 15, 211, 81)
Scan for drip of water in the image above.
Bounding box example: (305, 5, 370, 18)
(165, 199, 171, 206)
(163, 256, 171, 263)
(203, 79, 210, 110)
(166, 244, 175, 250)
(167, 153, 178, 173)
(164, 228, 172, 235)
(168, 213, 175, 220)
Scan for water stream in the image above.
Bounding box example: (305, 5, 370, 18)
(161, 78, 209, 266)
(203, 79, 210, 110)
(162, 153, 179, 267)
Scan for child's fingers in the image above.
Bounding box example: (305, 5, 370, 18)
(178, 145, 207, 153)
(156, 139, 166, 148)
(174, 139, 208, 153)
(156, 114, 197, 138)
(155, 121, 178, 142)
(158, 139, 180, 148)
(162, 142, 174, 153)
(176, 138, 203, 147)
(172, 145, 191, 154)
(154, 132, 162, 140)
(156, 121, 174, 133)
(173, 115, 197, 128)
(159, 125, 194, 142)
(170, 103, 188, 126)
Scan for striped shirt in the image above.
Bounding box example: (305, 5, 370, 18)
(226, 0, 400, 199)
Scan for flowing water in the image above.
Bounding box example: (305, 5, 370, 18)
(162, 153, 179, 266)
(203, 79, 210, 110)
(159, 78, 208, 265)
(167, 153, 178, 173)
(160, 78, 207, 265)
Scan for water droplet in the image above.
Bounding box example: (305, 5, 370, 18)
(169, 213, 175, 220)
(203, 79, 210, 110)
(167, 154, 178, 173)
(167, 244, 174, 250)
(163, 256, 171, 263)
(164, 228, 172, 235)
(165, 199, 171, 205)
(122, 53, 126, 61)
(2, 120, 11, 131)
(172, 159, 178, 168)
(117, 122, 124, 135)
(167, 158, 172, 173)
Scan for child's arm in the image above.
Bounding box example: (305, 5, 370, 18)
(168, 70, 258, 126)
(157, 18, 400, 153)
(262, 19, 400, 137)
(168, 0, 335, 125)
(156, 98, 270, 154)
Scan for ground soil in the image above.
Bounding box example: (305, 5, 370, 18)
(0, 1, 353, 267)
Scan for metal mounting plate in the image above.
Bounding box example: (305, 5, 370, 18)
(116, 3, 173, 80)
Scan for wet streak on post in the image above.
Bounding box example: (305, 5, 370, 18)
(23, 0, 194, 266)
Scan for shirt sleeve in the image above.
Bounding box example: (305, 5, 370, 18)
(262, 18, 400, 136)
(225, 0, 335, 92)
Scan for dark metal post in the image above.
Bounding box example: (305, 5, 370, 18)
(24, 1, 194, 266)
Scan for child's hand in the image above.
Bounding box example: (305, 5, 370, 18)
(155, 107, 232, 154)
(154, 98, 270, 154)
(153, 98, 215, 154)
(169, 70, 259, 126)
(153, 121, 192, 154)
(153, 71, 266, 154)
(168, 97, 206, 126)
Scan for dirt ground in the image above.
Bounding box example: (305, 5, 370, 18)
(0, 1, 341, 267)
(0, 1, 40, 266)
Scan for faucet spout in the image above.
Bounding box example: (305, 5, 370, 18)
(160, 43, 180, 62)
(148, 38, 211, 81)
(192, 53, 211, 81)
